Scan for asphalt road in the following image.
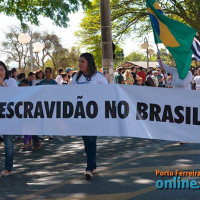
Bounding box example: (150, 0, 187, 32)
(0, 136, 200, 200)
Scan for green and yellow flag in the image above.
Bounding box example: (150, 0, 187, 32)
(146, 0, 197, 79)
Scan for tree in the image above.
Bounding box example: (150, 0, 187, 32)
(1, 27, 67, 73)
(44, 46, 81, 75)
(0, 0, 91, 28)
(1, 26, 30, 71)
(124, 48, 174, 64)
(66, 46, 81, 70)
(76, 0, 200, 64)
(75, 0, 125, 67)
(124, 52, 146, 62)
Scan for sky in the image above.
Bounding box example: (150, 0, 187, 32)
(0, 9, 160, 66)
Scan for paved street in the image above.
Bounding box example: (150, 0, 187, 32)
(0, 136, 200, 200)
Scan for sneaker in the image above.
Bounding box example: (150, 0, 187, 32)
(92, 169, 97, 174)
(84, 171, 93, 179)
(0, 170, 10, 177)
(48, 136, 53, 141)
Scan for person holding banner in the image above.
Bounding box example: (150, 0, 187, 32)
(71, 53, 108, 179)
(157, 51, 193, 90)
(0, 61, 18, 177)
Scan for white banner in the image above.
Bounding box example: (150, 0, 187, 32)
(0, 84, 200, 143)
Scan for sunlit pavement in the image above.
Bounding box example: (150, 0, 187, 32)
(0, 136, 200, 200)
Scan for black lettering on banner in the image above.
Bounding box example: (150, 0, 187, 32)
(118, 101, 129, 119)
(105, 101, 116, 118)
(86, 101, 98, 119)
(24, 102, 33, 118)
(186, 107, 191, 124)
(15, 102, 23, 118)
(6, 102, 14, 118)
(44, 101, 55, 118)
(56, 101, 61, 118)
(63, 101, 74, 118)
(193, 107, 200, 125)
(150, 104, 161, 121)
(34, 102, 44, 118)
(136, 102, 148, 120)
(74, 101, 86, 118)
(162, 105, 174, 123)
(0, 102, 6, 118)
(174, 106, 184, 124)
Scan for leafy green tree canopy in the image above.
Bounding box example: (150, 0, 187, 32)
(0, 0, 91, 28)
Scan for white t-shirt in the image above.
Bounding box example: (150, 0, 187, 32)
(3, 78, 18, 87)
(32, 79, 41, 86)
(158, 60, 193, 90)
(71, 72, 108, 84)
(55, 75, 63, 85)
(194, 76, 200, 90)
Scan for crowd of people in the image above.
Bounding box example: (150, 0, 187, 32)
(0, 51, 199, 179)
(114, 63, 200, 90)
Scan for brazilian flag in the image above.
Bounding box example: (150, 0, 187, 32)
(146, 0, 197, 79)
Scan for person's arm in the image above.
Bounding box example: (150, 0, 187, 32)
(157, 51, 176, 75)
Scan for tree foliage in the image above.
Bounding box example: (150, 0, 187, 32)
(0, 0, 91, 28)
(76, 0, 200, 65)
(1, 26, 81, 75)
(44, 46, 81, 75)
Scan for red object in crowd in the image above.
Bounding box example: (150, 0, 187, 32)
(137, 70, 146, 83)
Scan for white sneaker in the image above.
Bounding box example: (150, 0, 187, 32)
(84, 171, 93, 179)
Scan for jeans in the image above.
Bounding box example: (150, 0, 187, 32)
(24, 135, 32, 145)
(32, 135, 40, 147)
(3, 135, 14, 172)
(82, 136, 97, 171)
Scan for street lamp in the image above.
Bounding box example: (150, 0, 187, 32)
(33, 42, 44, 53)
(141, 37, 155, 69)
(18, 32, 44, 72)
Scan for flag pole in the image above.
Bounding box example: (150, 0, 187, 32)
(156, 44, 167, 86)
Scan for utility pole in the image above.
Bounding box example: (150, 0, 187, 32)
(100, 0, 114, 83)
(29, 30, 34, 72)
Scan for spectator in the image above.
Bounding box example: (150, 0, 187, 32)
(66, 67, 73, 84)
(8, 70, 12, 78)
(152, 70, 159, 87)
(38, 67, 57, 85)
(28, 72, 35, 86)
(166, 73, 173, 88)
(61, 73, 70, 84)
(56, 68, 64, 85)
(137, 77, 144, 86)
(157, 68, 164, 87)
(11, 67, 17, 80)
(137, 67, 146, 83)
(20, 78, 29, 87)
(115, 67, 125, 84)
(17, 72, 26, 86)
(124, 70, 134, 85)
(131, 66, 139, 85)
(145, 69, 155, 87)
(32, 70, 44, 86)
(194, 68, 200, 90)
